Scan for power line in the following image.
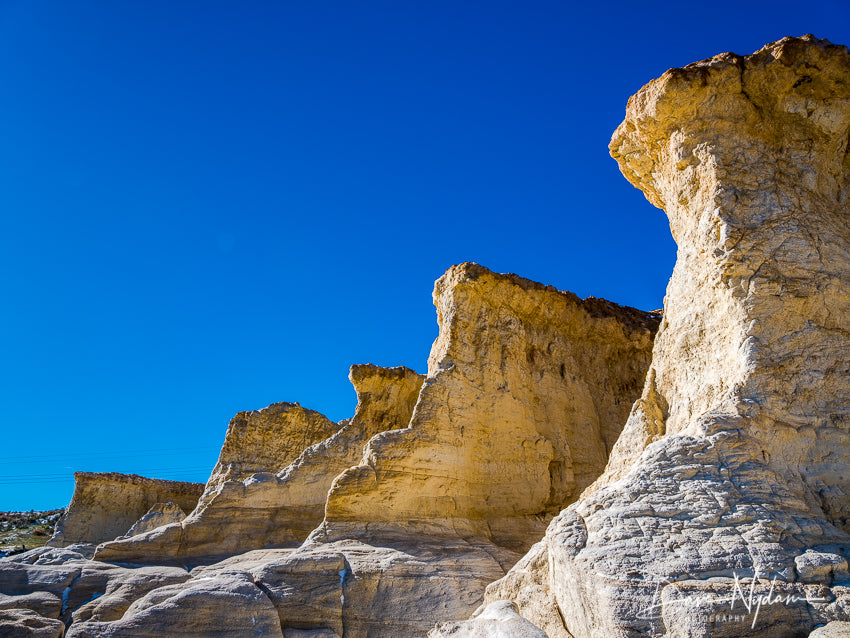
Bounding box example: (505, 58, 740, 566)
(0, 467, 214, 484)
(0, 447, 221, 463)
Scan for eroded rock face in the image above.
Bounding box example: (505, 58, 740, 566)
(48, 473, 204, 548)
(203, 402, 342, 497)
(487, 35, 850, 637)
(65, 572, 284, 638)
(322, 263, 658, 550)
(428, 600, 549, 638)
(0, 608, 64, 638)
(28, 263, 658, 635)
(94, 366, 424, 563)
(117, 503, 186, 540)
(247, 263, 658, 635)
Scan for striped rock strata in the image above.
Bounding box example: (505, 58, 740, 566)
(48, 473, 203, 548)
(94, 366, 424, 562)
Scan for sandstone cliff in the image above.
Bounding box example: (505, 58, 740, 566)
(486, 35, 850, 638)
(320, 262, 658, 550)
(48, 473, 204, 548)
(34, 262, 660, 637)
(94, 365, 424, 562)
(203, 262, 658, 636)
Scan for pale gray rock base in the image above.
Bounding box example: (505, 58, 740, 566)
(65, 572, 283, 638)
(0, 591, 61, 619)
(429, 600, 551, 637)
(811, 622, 850, 637)
(0, 609, 64, 638)
(117, 502, 186, 540)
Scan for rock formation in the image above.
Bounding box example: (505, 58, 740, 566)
(485, 35, 850, 637)
(48, 473, 204, 548)
(178, 262, 657, 636)
(94, 366, 424, 562)
(11, 34, 840, 638)
(0, 608, 64, 638)
(0, 261, 659, 637)
(320, 263, 658, 550)
(117, 503, 187, 540)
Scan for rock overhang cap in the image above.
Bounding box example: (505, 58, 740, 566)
(610, 34, 850, 209)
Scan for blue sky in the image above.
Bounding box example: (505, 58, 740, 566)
(2, 1, 848, 510)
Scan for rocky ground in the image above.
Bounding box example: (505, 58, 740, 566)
(0, 510, 62, 557)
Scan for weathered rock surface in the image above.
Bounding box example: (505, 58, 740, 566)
(487, 35, 850, 637)
(260, 536, 519, 637)
(48, 473, 204, 548)
(428, 600, 550, 637)
(0, 547, 192, 637)
(117, 502, 186, 540)
(0, 591, 61, 619)
(480, 541, 570, 638)
(812, 622, 850, 637)
(236, 263, 658, 635)
(65, 572, 283, 638)
(94, 366, 424, 562)
(0, 608, 64, 638)
(322, 262, 658, 550)
(203, 402, 342, 495)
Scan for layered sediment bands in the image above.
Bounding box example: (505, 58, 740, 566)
(48, 473, 204, 547)
(488, 35, 850, 637)
(174, 263, 658, 637)
(94, 366, 424, 562)
(201, 402, 341, 501)
(322, 262, 658, 549)
(118, 503, 187, 540)
(29, 259, 660, 636)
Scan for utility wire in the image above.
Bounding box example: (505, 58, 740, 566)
(0, 447, 220, 463)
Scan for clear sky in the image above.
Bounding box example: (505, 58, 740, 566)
(1, 1, 848, 511)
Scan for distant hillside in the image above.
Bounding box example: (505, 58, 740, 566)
(0, 509, 63, 557)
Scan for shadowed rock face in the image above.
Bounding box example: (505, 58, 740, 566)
(94, 366, 425, 563)
(48, 473, 204, 548)
(486, 35, 850, 638)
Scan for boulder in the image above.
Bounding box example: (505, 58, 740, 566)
(485, 35, 850, 637)
(48, 473, 204, 548)
(62, 562, 190, 624)
(257, 536, 519, 637)
(0, 548, 190, 626)
(0, 559, 80, 597)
